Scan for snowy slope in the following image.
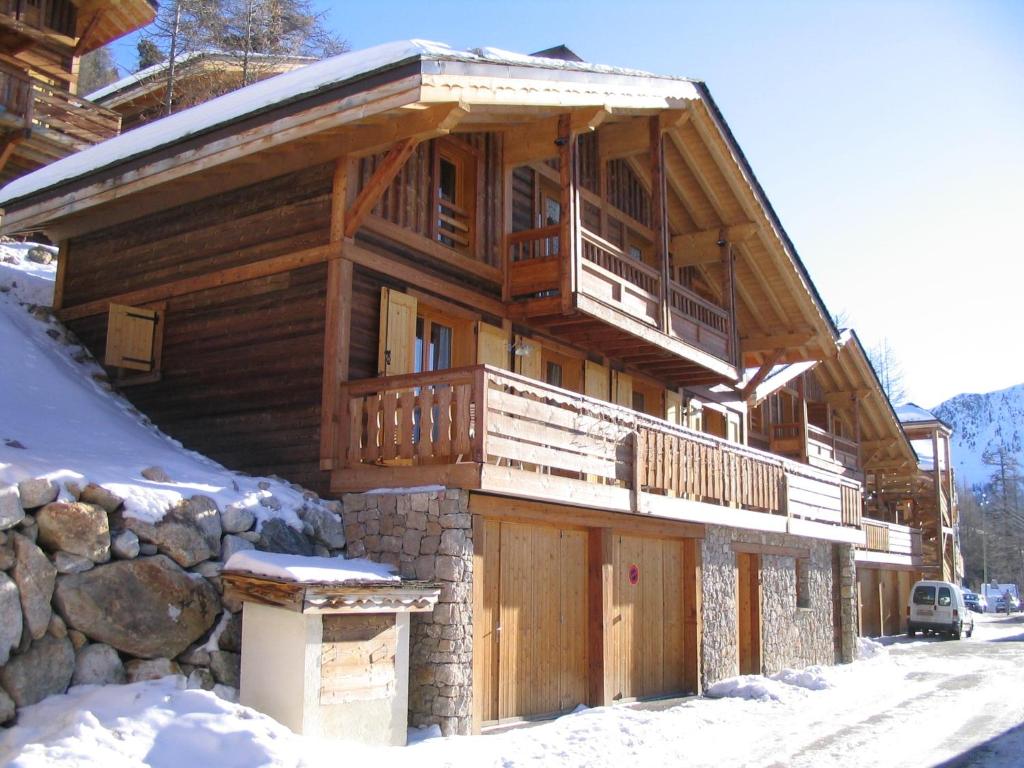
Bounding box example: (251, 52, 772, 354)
(0, 241, 330, 527)
(933, 383, 1024, 489)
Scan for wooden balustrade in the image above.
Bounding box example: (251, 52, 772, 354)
(337, 365, 864, 532)
(507, 225, 561, 298)
(861, 518, 923, 558)
(580, 229, 661, 296)
(863, 520, 890, 552)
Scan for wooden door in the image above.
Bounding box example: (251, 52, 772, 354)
(607, 534, 692, 701)
(488, 521, 587, 721)
(737, 552, 761, 675)
(377, 288, 416, 376)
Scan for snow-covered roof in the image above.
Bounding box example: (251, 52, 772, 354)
(896, 402, 941, 425)
(0, 39, 698, 208)
(223, 550, 399, 584)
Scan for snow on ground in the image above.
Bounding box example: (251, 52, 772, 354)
(3, 613, 1024, 767)
(0, 242, 328, 528)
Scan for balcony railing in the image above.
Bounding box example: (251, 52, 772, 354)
(861, 518, 923, 558)
(507, 225, 734, 364)
(770, 422, 861, 476)
(335, 365, 862, 530)
(0, 62, 120, 148)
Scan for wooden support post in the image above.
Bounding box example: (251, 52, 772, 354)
(649, 116, 671, 332)
(588, 527, 613, 706)
(797, 374, 809, 464)
(320, 157, 355, 470)
(53, 239, 68, 312)
(719, 234, 739, 367)
(557, 114, 580, 315)
(344, 137, 419, 239)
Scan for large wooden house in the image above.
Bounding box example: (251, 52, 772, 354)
(0, 41, 958, 733)
(0, 0, 156, 183)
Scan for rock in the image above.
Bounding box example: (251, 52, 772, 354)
(68, 630, 88, 651)
(26, 246, 55, 265)
(0, 534, 13, 570)
(12, 533, 56, 639)
(111, 530, 140, 559)
(300, 506, 347, 549)
(259, 495, 281, 512)
(259, 518, 313, 556)
(218, 613, 242, 653)
(17, 517, 37, 542)
(48, 613, 67, 639)
(0, 635, 75, 707)
(64, 481, 82, 500)
(213, 684, 238, 703)
(124, 515, 212, 568)
(72, 644, 126, 686)
(236, 531, 261, 543)
(193, 561, 222, 579)
(0, 485, 24, 531)
(78, 484, 124, 514)
(187, 668, 216, 690)
(0, 572, 23, 665)
(178, 645, 211, 667)
(16, 478, 59, 509)
(209, 651, 241, 688)
(221, 534, 255, 563)
(54, 552, 96, 574)
(176, 496, 222, 557)
(0, 688, 14, 725)
(221, 505, 255, 534)
(139, 543, 158, 556)
(36, 503, 110, 562)
(125, 658, 181, 683)
(141, 466, 171, 483)
(54, 555, 221, 659)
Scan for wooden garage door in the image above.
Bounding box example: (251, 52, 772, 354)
(608, 534, 692, 701)
(476, 519, 588, 722)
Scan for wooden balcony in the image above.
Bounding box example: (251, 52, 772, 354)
(770, 422, 861, 478)
(507, 225, 737, 385)
(857, 517, 924, 567)
(331, 365, 863, 541)
(0, 61, 121, 182)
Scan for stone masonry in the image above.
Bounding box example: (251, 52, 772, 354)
(342, 488, 473, 736)
(836, 543, 858, 663)
(701, 524, 846, 688)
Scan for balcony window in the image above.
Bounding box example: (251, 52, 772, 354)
(434, 139, 476, 256)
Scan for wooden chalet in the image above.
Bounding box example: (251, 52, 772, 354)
(0, 0, 155, 184)
(87, 50, 314, 131)
(0, 40, 941, 731)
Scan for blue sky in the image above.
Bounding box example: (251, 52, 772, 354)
(106, 1, 1024, 407)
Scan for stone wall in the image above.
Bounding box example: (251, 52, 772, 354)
(341, 488, 473, 736)
(836, 544, 858, 663)
(0, 474, 347, 726)
(700, 525, 845, 688)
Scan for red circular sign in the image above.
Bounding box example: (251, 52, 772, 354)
(628, 564, 640, 585)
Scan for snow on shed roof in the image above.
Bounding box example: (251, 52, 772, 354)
(0, 40, 696, 208)
(896, 402, 941, 424)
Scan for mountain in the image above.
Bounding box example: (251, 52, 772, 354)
(933, 383, 1024, 489)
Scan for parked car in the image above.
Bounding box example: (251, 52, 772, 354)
(963, 590, 984, 614)
(993, 594, 1021, 613)
(907, 580, 974, 639)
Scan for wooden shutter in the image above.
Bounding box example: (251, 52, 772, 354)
(611, 371, 633, 408)
(105, 304, 159, 372)
(477, 322, 509, 370)
(727, 411, 743, 444)
(513, 335, 542, 380)
(665, 389, 684, 425)
(687, 399, 704, 432)
(378, 288, 417, 376)
(584, 361, 610, 401)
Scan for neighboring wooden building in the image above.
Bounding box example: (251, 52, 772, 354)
(87, 50, 314, 131)
(0, 0, 156, 184)
(0, 41, 929, 733)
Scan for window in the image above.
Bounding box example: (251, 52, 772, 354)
(796, 558, 810, 609)
(545, 361, 563, 388)
(415, 317, 453, 373)
(938, 587, 952, 607)
(632, 391, 646, 413)
(434, 139, 477, 256)
(913, 585, 936, 606)
(104, 302, 164, 385)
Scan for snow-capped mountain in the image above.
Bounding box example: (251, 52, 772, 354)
(933, 383, 1024, 489)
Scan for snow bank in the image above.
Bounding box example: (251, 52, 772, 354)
(224, 550, 399, 584)
(856, 636, 887, 659)
(0, 247, 330, 528)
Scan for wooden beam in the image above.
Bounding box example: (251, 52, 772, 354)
(0, 135, 24, 175)
(731, 541, 810, 559)
(598, 119, 649, 160)
(671, 222, 758, 265)
(650, 115, 670, 332)
(343, 137, 420, 238)
(558, 113, 579, 315)
(740, 329, 816, 352)
(740, 348, 786, 401)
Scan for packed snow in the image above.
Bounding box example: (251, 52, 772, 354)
(0, 241, 331, 529)
(223, 550, 399, 584)
(3, 614, 1024, 767)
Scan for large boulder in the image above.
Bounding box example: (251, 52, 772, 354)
(259, 518, 313, 556)
(222, 505, 255, 534)
(123, 514, 212, 568)
(0, 634, 75, 707)
(0, 572, 23, 665)
(72, 643, 126, 686)
(11, 533, 56, 639)
(78, 484, 123, 514)
(299, 506, 346, 549)
(0, 485, 24, 531)
(16, 478, 59, 510)
(36, 502, 110, 562)
(54, 555, 221, 659)
(172, 496, 222, 558)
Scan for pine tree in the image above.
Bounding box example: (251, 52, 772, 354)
(979, 444, 1024, 586)
(78, 46, 120, 96)
(137, 39, 166, 71)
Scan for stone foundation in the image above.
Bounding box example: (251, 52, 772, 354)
(342, 489, 473, 736)
(701, 525, 844, 688)
(836, 544, 858, 662)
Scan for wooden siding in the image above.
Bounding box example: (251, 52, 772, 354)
(63, 164, 334, 307)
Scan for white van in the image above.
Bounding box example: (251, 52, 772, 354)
(906, 580, 974, 640)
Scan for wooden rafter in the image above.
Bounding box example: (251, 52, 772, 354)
(343, 137, 420, 238)
(740, 348, 786, 402)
